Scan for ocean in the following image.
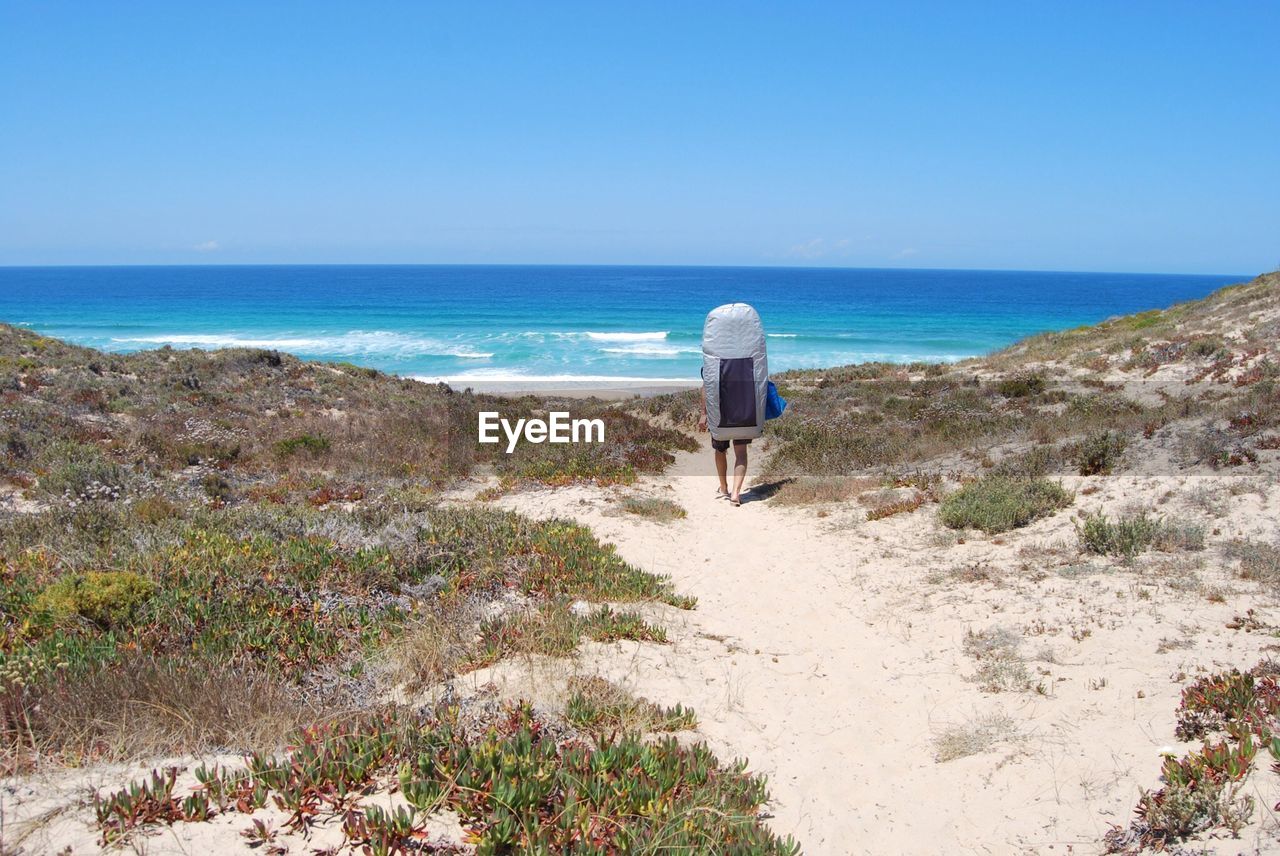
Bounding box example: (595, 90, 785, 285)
(0, 265, 1246, 383)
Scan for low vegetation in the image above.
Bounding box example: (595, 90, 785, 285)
(767, 476, 873, 506)
(0, 497, 695, 767)
(1106, 663, 1280, 852)
(6, 270, 1280, 851)
(1226, 538, 1280, 590)
(939, 475, 1072, 534)
(1074, 429, 1128, 475)
(1077, 512, 1206, 560)
(96, 702, 796, 853)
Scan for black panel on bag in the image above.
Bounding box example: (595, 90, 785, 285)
(718, 358, 756, 428)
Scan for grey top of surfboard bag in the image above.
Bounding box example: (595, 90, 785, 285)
(702, 303, 768, 440)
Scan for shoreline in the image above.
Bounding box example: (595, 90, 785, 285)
(423, 377, 701, 399)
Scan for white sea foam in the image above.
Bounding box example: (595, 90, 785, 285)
(599, 344, 698, 357)
(582, 331, 669, 342)
(412, 370, 695, 384)
(784, 352, 971, 365)
(508, 331, 671, 343)
(767, 333, 798, 338)
(110, 330, 494, 359)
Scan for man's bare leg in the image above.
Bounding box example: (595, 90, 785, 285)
(731, 444, 748, 503)
(714, 449, 729, 495)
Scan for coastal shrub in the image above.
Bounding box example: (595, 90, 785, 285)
(583, 606, 668, 643)
(1078, 512, 1205, 560)
(471, 602, 585, 666)
(132, 494, 180, 524)
(993, 445, 1059, 479)
(491, 407, 696, 487)
(273, 433, 331, 458)
(1078, 512, 1158, 559)
(1174, 670, 1280, 741)
(1182, 425, 1258, 469)
(864, 491, 926, 521)
(628, 388, 700, 426)
(37, 440, 126, 501)
(172, 440, 240, 468)
(939, 476, 1072, 534)
(200, 473, 234, 503)
(1150, 518, 1207, 553)
(1074, 429, 1128, 475)
(995, 371, 1046, 398)
(331, 360, 379, 378)
(31, 571, 157, 631)
(1189, 337, 1228, 359)
(1132, 776, 1254, 846)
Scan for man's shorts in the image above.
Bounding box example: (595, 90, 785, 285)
(711, 437, 751, 453)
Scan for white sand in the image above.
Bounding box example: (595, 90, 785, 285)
(492, 445, 1280, 854)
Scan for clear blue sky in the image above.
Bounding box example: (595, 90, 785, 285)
(1, 1, 1276, 273)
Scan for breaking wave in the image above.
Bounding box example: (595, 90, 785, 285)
(109, 330, 494, 359)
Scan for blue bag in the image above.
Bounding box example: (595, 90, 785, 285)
(765, 380, 787, 420)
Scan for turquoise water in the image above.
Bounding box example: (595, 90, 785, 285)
(0, 265, 1245, 381)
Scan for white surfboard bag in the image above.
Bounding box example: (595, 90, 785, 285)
(702, 303, 768, 441)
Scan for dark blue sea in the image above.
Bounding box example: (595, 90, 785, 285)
(0, 266, 1246, 382)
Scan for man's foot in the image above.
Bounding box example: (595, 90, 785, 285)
(730, 494, 741, 507)
(716, 487, 730, 499)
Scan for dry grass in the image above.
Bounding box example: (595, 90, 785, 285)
(617, 495, 688, 522)
(1226, 539, 1280, 590)
(933, 712, 1020, 762)
(963, 627, 1032, 694)
(927, 562, 1004, 586)
(385, 602, 483, 691)
(767, 476, 878, 506)
(2, 657, 314, 771)
(862, 488, 927, 521)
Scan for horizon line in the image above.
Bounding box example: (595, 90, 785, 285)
(0, 261, 1257, 279)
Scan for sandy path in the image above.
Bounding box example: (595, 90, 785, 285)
(498, 448, 1280, 855)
